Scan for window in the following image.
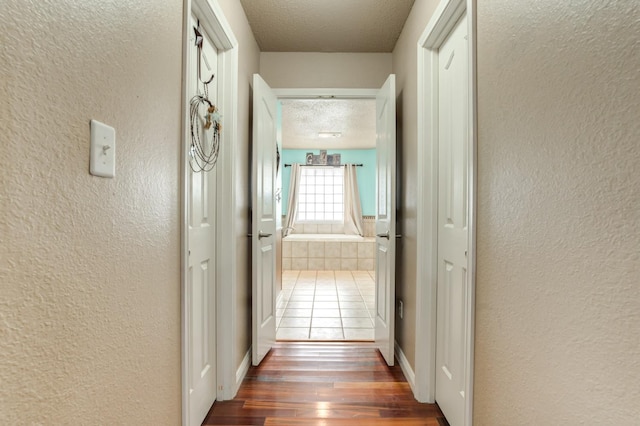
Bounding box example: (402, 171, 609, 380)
(297, 167, 343, 222)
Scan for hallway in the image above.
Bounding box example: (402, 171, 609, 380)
(202, 342, 447, 425)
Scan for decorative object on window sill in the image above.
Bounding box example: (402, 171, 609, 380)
(189, 23, 221, 172)
(327, 153, 341, 166)
(284, 163, 362, 167)
(298, 150, 346, 167)
(319, 150, 328, 165)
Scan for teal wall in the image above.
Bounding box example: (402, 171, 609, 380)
(280, 149, 376, 216)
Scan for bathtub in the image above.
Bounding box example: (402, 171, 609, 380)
(282, 234, 375, 271)
(284, 233, 365, 242)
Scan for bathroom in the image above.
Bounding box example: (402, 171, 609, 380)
(278, 98, 377, 272)
(275, 97, 379, 341)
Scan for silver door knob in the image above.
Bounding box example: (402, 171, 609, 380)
(258, 231, 272, 239)
(376, 231, 389, 239)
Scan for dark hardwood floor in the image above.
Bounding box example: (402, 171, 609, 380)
(203, 342, 448, 425)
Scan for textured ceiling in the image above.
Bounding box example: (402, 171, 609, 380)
(243, 1, 412, 149)
(239, 0, 416, 52)
(281, 99, 376, 149)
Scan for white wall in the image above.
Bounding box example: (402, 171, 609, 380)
(475, 1, 640, 424)
(391, 0, 440, 370)
(260, 52, 392, 88)
(217, 0, 261, 370)
(1, 0, 182, 423)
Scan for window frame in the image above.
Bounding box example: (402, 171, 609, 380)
(295, 166, 344, 224)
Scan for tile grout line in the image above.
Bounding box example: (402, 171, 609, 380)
(309, 270, 316, 339)
(335, 270, 346, 340)
(279, 270, 297, 333)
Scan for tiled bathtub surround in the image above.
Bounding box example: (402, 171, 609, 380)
(286, 216, 376, 237)
(276, 270, 376, 341)
(282, 236, 375, 271)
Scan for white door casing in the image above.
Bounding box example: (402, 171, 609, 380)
(375, 75, 397, 366)
(182, 0, 239, 423)
(251, 74, 278, 365)
(435, 13, 470, 426)
(185, 12, 218, 426)
(414, 3, 476, 424)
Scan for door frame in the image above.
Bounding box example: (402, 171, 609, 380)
(181, 0, 238, 424)
(274, 88, 379, 99)
(415, 0, 476, 425)
(269, 87, 383, 343)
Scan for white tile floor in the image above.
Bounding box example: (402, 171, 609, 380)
(277, 270, 376, 341)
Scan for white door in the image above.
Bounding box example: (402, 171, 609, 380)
(375, 75, 397, 366)
(251, 74, 278, 365)
(435, 14, 470, 426)
(186, 13, 218, 426)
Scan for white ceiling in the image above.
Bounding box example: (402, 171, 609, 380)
(240, 0, 415, 150)
(281, 99, 376, 149)
(239, 0, 416, 53)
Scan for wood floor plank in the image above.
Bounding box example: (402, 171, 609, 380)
(264, 418, 442, 425)
(202, 342, 447, 425)
(333, 382, 411, 389)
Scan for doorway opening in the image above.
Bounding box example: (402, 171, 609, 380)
(275, 96, 378, 342)
(252, 78, 396, 366)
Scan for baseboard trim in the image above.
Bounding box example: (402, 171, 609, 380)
(235, 348, 251, 396)
(395, 341, 416, 396)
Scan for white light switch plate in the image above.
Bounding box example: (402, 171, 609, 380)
(90, 119, 116, 178)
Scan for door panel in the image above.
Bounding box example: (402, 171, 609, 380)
(435, 13, 469, 426)
(375, 75, 396, 366)
(251, 74, 277, 365)
(186, 12, 218, 426)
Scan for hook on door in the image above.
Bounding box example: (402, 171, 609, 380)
(194, 24, 215, 85)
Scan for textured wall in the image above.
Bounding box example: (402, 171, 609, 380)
(475, 1, 640, 424)
(240, 0, 415, 52)
(216, 0, 261, 370)
(0, 0, 183, 424)
(391, 0, 440, 370)
(260, 52, 392, 88)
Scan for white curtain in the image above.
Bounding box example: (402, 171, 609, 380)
(343, 164, 364, 236)
(283, 163, 301, 237)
